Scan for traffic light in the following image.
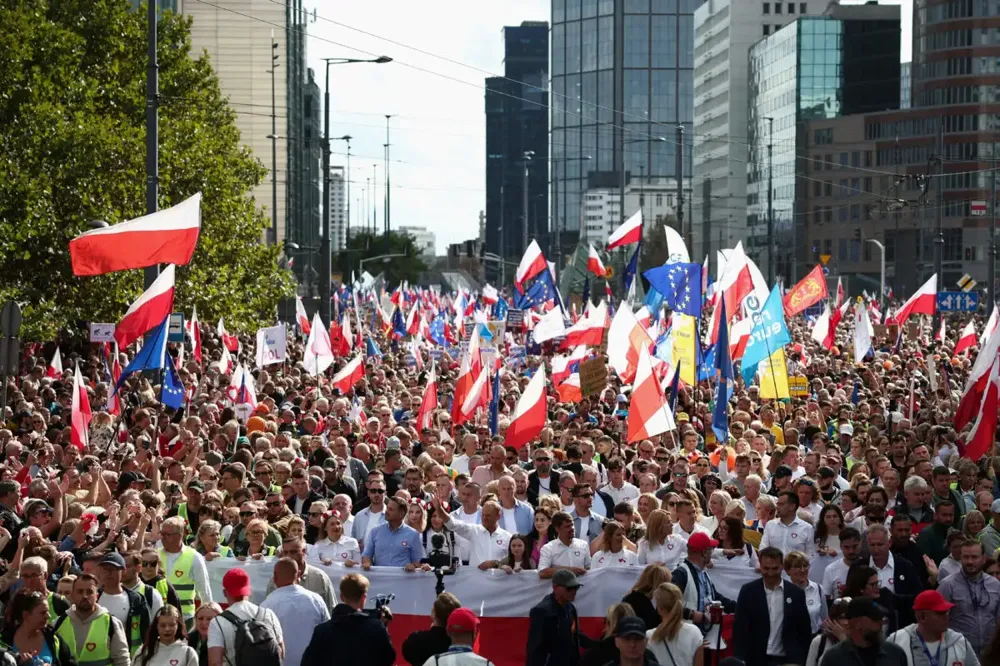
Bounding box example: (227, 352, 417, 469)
(853, 228, 862, 241)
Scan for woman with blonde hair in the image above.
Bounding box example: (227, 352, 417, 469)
(648, 583, 704, 666)
(637, 510, 687, 569)
(700, 489, 732, 535)
(635, 493, 660, 525)
(591, 521, 638, 568)
(622, 564, 672, 630)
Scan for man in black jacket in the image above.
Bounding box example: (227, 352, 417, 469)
(301, 572, 395, 666)
(287, 468, 324, 517)
(527, 448, 563, 506)
(732, 547, 812, 666)
(526, 569, 595, 666)
(401, 591, 460, 666)
(671, 533, 736, 629)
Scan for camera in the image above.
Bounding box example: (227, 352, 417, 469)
(427, 534, 457, 595)
(363, 593, 395, 623)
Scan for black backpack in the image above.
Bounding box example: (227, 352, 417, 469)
(217, 607, 282, 666)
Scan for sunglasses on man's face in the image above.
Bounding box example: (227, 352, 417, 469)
(369, 488, 386, 495)
(239, 511, 255, 517)
(141, 561, 159, 567)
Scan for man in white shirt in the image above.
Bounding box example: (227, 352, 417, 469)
(672, 499, 710, 540)
(741, 475, 762, 522)
(352, 479, 387, 551)
(538, 512, 591, 577)
(450, 434, 478, 476)
(438, 498, 511, 569)
(208, 568, 284, 666)
(600, 458, 638, 506)
(821, 527, 862, 601)
(760, 490, 816, 557)
(96, 552, 148, 649)
(260, 558, 329, 666)
(449, 482, 483, 564)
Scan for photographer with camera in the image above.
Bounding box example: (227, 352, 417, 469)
(402, 592, 461, 666)
(424, 607, 494, 666)
(301, 572, 395, 666)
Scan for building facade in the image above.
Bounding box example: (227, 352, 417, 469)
(485, 21, 549, 281)
(746, 4, 900, 283)
(398, 225, 437, 257)
(692, 0, 822, 270)
(582, 177, 692, 245)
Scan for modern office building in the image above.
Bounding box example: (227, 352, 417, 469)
(746, 3, 900, 282)
(900, 61, 911, 109)
(692, 0, 823, 269)
(549, 0, 698, 266)
(329, 166, 346, 252)
(485, 21, 549, 281)
(399, 225, 437, 257)
(582, 177, 691, 245)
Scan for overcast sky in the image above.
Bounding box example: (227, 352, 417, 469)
(306, 0, 911, 255)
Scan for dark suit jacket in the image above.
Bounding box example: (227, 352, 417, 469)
(884, 554, 922, 630)
(286, 490, 324, 516)
(732, 579, 812, 666)
(527, 470, 564, 506)
(526, 593, 595, 666)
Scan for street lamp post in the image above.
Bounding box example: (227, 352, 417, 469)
(522, 150, 535, 256)
(268, 31, 279, 245)
(867, 239, 886, 312)
(321, 55, 391, 325)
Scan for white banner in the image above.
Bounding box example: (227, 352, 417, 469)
(255, 325, 287, 367)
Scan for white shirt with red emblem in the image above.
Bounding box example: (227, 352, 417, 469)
(871, 552, 896, 592)
(538, 538, 593, 570)
(308, 536, 361, 565)
(760, 516, 816, 557)
(591, 549, 639, 569)
(637, 535, 688, 569)
(444, 518, 512, 567)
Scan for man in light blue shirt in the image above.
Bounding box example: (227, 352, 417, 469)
(260, 558, 329, 666)
(362, 496, 423, 569)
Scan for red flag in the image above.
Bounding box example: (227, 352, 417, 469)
(296, 296, 312, 335)
(954, 320, 977, 355)
(46, 347, 63, 379)
(186, 307, 203, 364)
(417, 367, 438, 430)
(114, 265, 175, 349)
(586, 244, 607, 278)
(69, 193, 201, 276)
(783, 265, 829, 316)
(505, 367, 547, 449)
(556, 374, 583, 403)
(894, 274, 938, 326)
(962, 356, 1000, 461)
(70, 363, 91, 451)
(329, 321, 350, 357)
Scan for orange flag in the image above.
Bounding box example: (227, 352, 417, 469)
(783, 264, 828, 316)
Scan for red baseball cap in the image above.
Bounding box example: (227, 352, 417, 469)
(446, 608, 480, 633)
(913, 590, 954, 613)
(222, 568, 252, 598)
(687, 532, 719, 551)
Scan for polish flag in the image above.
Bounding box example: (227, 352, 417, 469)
(417, 365, 438, 430)
(709, 242, 754, 344)
(70, 363, 92, 451)
(627, 345, 676, 443)
(835, 277, 845, 308)
(515, 241, 549, 292)
(607, 209, 643, 250)
(586, 245, 607, 278)
(46, 347, 63, 379)
(481, 285, 499, 305)
(69, 193, 201, 276)
(295, 296, 311, 335)
(552, 345, 589, 384)
(955, 320, 977, 355)
(563, 301, 607, 348)
(218, 344, 234, 375)
(556, 374, 583, 403)
(810, 304, 833, 349)
(962, 355, 1000, 461)
(935, 318, 946, 343)
(460, 366, 491, 420)
(217, 319, 240, 353)
(956, 323, 1000, 430)
(303, 312, 334, 376)
(505, 366, 547, 449)
(894, 274, 937, 326)
(451, 327, 483, 426)
(331, 356, 365, 394)
(329, 320, 350, 357)
(114, 265, 176, 349)
(409, 340, 424, 370)
(186, 306, 203, 364)
(981, 304, 999, 347)
(607, 302, 653, 384)
(868, 299, 882, 325)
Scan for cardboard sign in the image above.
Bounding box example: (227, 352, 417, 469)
(578, 357, 608, 396)
(873, 324, 888, 340)
(429, 348, 443, 360)
(906, 322, 919, 340)
(789, 376, 809, 397)
(89, 323, 116, 343)
(508, 345, 527, 367)
(887, 323, 899, 341)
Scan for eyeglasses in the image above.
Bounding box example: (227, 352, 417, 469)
(673, 472, 688, 478)
(239, 511, 255, 517)
(576, 493, 594, 499)
(535, 457, 551, 463)
(141, 561, 159, 567)
(369, 488, 386, 495)
(309, 511, 324, 516)
(266, 501, 281, 507)
(248, 530, 265, 536)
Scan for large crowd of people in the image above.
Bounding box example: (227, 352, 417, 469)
(0, 291, 999, 666)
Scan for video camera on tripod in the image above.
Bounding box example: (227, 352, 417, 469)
(363, 593, 395, 623)
(427, 533, 457, 595)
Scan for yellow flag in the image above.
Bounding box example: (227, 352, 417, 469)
(671, 314, 697, 385)
(758, 347, 790, 400)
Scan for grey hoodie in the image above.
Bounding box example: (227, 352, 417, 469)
(65, 605, 131, 666)
(887, 626, 980, 666)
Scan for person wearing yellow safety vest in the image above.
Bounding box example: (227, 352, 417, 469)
(16, 557, 70, 626)
(0, 590, 77, 666)
(96, 552, 150, 657)
(167, 480, 206, 544)
(157, 517, 213, 625)
(55, 573, 131, 666)
(137, 546, 183, 618)
(238, 519, 278, 560)
(122, 551, 165, 617)
(193, 520, 234, 560)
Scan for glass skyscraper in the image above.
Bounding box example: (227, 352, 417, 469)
(550, 0, 697, 247)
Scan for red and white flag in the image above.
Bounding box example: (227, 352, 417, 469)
(417, 365, 438, 430)
(562, 301, 607, 348)
(331, 355, 365, 394)
(69, 193, 201, 276)
(481, 285, 499, 305)
(709, 242, 754, 344)
(303, 312, 334, 376)
(607, 302, 653, 384)
(186, 306, 203, 364)
(114, 264, 176, 349)
(218, 344, 234, 376)
(955, 319, 977, 355)
(835, 277, 845, 309)
(981, 304, 999, 347)
(894, 274, 937, 326)
(627, 346, 675, 443)
(451, 327, 483, 425)
(70, 363, 91, 451)
(459, 366, 491, 420)
(514, 241, 549, 293)
(217, 319, 239, 353)
(586, 245, 607, 278)
(227, 364, 258, 409)
(556, 374, 583, 403)
(962, 355, 1000, 461)
(46, 347, 63, 379)
(295, 296, 311, 335)
(934, 318, 946, 343)
(607, 210, 642, 250)
(505, 366, 547, 449)
(956, 322, 1000, 430)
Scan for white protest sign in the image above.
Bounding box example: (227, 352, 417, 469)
(255, 325, 287, 367)
(89, 323, 116, 343)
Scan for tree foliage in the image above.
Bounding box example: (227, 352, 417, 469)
(0, 0, 294, 340)
(341, 230, 429, 286)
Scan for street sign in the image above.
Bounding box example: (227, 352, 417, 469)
(167, 312, 186, 342)
(971, 201, 988, 216)
(958, 274, 977, 292)
(819, 254, 831, 266)
(804, 304, 824, 318)
(937, 291, 980, 312)
(89, 323, 116, 343)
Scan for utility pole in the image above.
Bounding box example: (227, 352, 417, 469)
(991, 140, 997, 299)
(522, 151, 534, 255)
(766, 116, 775, 285)
(500, 183, 505, 285)
(676, 125, 684, 242)
(935, 122, 944, 282)
(384, 115, 392, 252)
(321, 62, 332, 325)
(372, 164, 377, 239)
(145, 0, 159, 291)
(269, 31, 279, 245)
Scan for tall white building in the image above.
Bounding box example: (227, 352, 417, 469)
(329, 167, 346, 251)
(398, 225, 437, 257)
(181, 0, 289, 244)
(581, 179, 692, 246)
(692, 0, 823, 267)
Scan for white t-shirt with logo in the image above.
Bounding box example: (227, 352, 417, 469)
(591, 549, 638, 569)
(538, 538, 592, 570)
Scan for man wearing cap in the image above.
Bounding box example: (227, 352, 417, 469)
(526, 569, 595, 666)
(938, 540, 1000, 655)
(599, 616, 658, 666)
(887, 590, 980, 666)
(819, 597, 906, 666)
(766, 465, 794, 496)
(208, 568, 284, 666)
(760, 490, 816, 557)
(321, 457, 357, 502)
(670, 532, 735, 629)
(167, 479, 205, 539)
(423, 607, 492, 666)
(733, 546, 812, 666)
(977, 498, 1000, 556)
(817, 466, 842, 504)
(96, 551, 150, 656)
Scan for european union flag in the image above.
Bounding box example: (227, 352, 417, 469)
(391, 307, 406, 340)
(114, 316, 169, 396)
(515, 270, 558, 309)
(644, 262, 703, 317)
(494, 297, 509, 321)
(623, 243, 641, 293)
(429, 315, 446, 346)
(366, 336, 383, 358)
(698, 344, 716, 382)
(488, 369, 500, 436)
(161, 358, 185, 410)
(712, 298, 731, 443)
(668, 360, 682, 412)
(644, 286, 665, 321)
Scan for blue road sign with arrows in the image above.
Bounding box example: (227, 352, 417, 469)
(937, 291, 979, 312)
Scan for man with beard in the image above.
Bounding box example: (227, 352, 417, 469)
(818, 597, 906, 666)
(938, 541, 1000, 655)
(55, 573, 131, 666)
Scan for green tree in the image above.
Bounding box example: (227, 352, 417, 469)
(0, 0, 294, 340)
(341, 230, 428, 286)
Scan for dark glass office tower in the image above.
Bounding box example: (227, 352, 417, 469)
(485, 22, 549, 279)
(550, 0, 697, 249)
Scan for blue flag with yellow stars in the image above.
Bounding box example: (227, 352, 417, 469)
(643, 262, 703, 317)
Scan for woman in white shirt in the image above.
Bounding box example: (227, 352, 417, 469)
(711, 516, 759, 570)
(637, 510, 687, 570)
(308, 512, 360, 566)
(647, 582, 704, 666)
(134, 606, 199, 666)
(785, 550, 827, 634)
(592, 521, 638, 569)
(699, 489, 732, 536)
